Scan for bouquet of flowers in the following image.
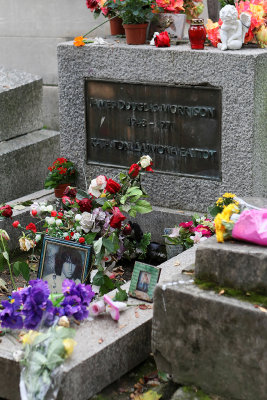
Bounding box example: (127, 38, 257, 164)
(164, 214, 215, 250)
(155, 0, 204, 20)
(44, 158, 77, 189)
(212, 193, 267, 246)
(206, 0, 267, 48)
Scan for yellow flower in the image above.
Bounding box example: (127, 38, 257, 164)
(100, 192, 106, 198)
(214, 213, 225, 243)
(221, 203, 239, 222)
(222, 193, 236, 198)
(63, 338, 76, 358)
(256, 24, 267, 48)
(22, 330, 40, 345)
(216, 197, 223, 205)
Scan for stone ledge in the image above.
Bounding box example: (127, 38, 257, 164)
(0, 247, 196, 400)
(152, 277, 267, 400)
(195, 236, 267, 294)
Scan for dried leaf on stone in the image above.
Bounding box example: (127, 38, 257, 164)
(135, 310, 140, 318)
(174, 261, 180, 266)
(98, 338, 104, 344)
(0, 278, 8, 293)
(254, 305, 267, 313)
(134, 390, 162, 400)
(182, 269, 194, 275)
(218, 290, 225, 295)
(119, 324, 127, 329)
(138, 304, 153, 310)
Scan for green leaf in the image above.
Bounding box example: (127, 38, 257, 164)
(128, 208, 137, 218)
(102, 234, 119, 254)
(92, 270, 105, 286)
(92, 271, 116, 295)
(121, 204, 131, 213)
(20, 262, 30, 283)
(2, 251, 9, 262)
(84, 232, 97, 245)
(13, 261, 21, 277)
(76, 189, 90, 200)
(113, 286, 128, 301)
(102, 201, 113, 211)
(133, 200, 152, 214)
(93, 237, 103, 254)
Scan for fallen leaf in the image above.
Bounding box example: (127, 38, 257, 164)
(219, 289, 225, 295)
(135, 390, 162, 400)
(119, 324, 127, 329)
(118, 387, 128, 393)
(254, 305, 267, 313)
(98, 338, 104, 344)
(182, 269, 194, 275)
(135, 310, 140, 318)
(134, 382, 143, 391)
(147, 380, 161, 387)
(138, 304, 153, 310)
(0, 278, 8, 293)
(174, 261, 180, 266)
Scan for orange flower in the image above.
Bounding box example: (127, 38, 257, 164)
(206, 19, 220, 47)
(74, 36, 85, 47)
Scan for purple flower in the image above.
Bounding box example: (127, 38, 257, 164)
(61, 279, 95, 321)
(21, 279, 55, 329)
(0, 292, 23, 330)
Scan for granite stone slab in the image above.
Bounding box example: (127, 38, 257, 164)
(195, 236, 267, 293)
(0, 129, 60, 203)
(0, 247, 196, 400)
(0, 66, 43, 141)
(57, 41, 267, 213)
(152, 275, 267, 400)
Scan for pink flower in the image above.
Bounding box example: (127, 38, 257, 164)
(179, 221, 194, 229)
(88, 175, 107, 198)
(103, 295, 127, 321)
(194, 225, 212, 237)
(89, 300, 106, 317)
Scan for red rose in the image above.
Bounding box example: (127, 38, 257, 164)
(26, 223, 37, 233)
(105, 179, 121, 194)
(0, 205, 13, 218)
(79, 198, 92, 213)
(129, 164, 141, 178)
(58, 212, 64, 218)
(12, 220, 20, 228)
(122, 223, 132, 236)
(31, 209, 38, 217)
(86, 0, 99, 10)
(110, 207, 126, 229)
(79, 237, 85, 244)
(51, 211, 57, 217)
(70, 232, 74, 237)
(63, 186, 77, 198)
(155, 31, 170, 48)
(65, 236, 70, 240)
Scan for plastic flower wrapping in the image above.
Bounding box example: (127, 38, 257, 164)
(206, 0, 267, 48)
(211, 193, 267, 246)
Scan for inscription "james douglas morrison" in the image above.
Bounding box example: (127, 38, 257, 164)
(91, 138, 217, 160)
(89, 98, 216, 118)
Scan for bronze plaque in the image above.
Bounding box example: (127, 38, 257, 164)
(85, 80, 221, 180)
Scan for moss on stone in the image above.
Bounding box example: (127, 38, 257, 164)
(194, 279, 267, 308)
(182, 386, 212, 399)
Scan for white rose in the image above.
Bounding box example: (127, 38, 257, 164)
(40, 205, 47, 212)
(46, 205, 53, 212)
(19, 237, 34, 251)
(75, 214, 82, 222)
(140, 155, 152, 169)
(76, 225, 82, 232)
(88, 175, 107, 198)
(73, 233, 80, 240)
(35, 234, 42, 242)
(56, 219, 63, 226)
(45, 217, 55, 225)
(80, 212, 95, 233)
(63, 232, 69, 238)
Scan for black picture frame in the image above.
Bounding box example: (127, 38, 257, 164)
(38, 236, 92, 294)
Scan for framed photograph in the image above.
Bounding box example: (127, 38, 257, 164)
(128, 261, 161, 302)
(38, 236, 92, 294)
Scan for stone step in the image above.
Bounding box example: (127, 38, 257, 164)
(0, 189, 54, 251)
(0, 129, 60, 203)
(0, 66, 43, 141)
(0, 246, 196, 400)
(195, 236, 267, 294)
(152, 273, 267, 400)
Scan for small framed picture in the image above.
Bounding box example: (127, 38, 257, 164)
(128, 261, 161, 302)
(38, 236, 92, 294)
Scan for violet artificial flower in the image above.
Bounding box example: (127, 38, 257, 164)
(61, 280, 95, 321)
(0, 292, 23, 330)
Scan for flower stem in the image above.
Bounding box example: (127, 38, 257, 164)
(0, 236, 16, 291)
(83, 15, 117, 38)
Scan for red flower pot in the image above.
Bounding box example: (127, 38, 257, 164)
(54, 183, 70, 198)
(123, 23, 148, 45)
(109, 16, 125, 36)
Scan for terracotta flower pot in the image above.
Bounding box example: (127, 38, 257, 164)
(109, 16, 125, 36)
(54, 183, 70, 198)
(123, 23, 148, 45)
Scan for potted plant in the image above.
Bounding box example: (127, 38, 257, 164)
(86, 0, 125, 36)
(44, 157, 77, 198)
(115, 0, 158, 44)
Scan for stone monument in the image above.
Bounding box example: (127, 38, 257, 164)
(58, 41, 267, 217)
